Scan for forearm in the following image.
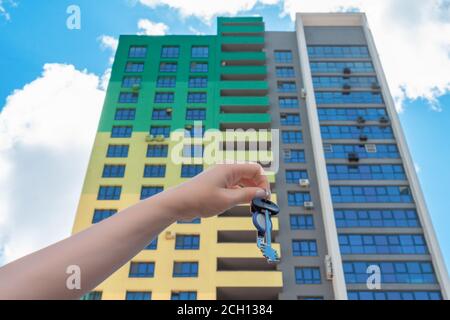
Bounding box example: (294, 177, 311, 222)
(0, 191, 179, 300)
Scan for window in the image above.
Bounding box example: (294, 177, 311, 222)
(156, 76, 176, 88)
(324, 144, 399, 159)
(147, 145, 168, 158)
(173, 262, 198, 277)
(313, 76, 378, 89)
(280, 113, 301, 126)
(181, 165, 203, 178)
(334, 209, 420, 228)
(92, 209, 117, 224)
(115, 108, 136, 121)
(338, 234, 428, 255)
(111, 126, 132, 138)
(310, 61, 374, 74)
(152, 109, 172, 120)
(81, 291, 102, 300)
(320, 125, 393, 140)
(279, 97, 299, 108)
(129, 46, 147, 58)
(143, 165, 166, 178)
(298, 296, 324, 300)
(308, 46, 369, 59)
(276, 67, 295, 78)
(330, 186, 413, 203)
(188, 76, 208, 88)
(178, 218, 201, 224)
(277, 81, 297, 92)
(343, 261, 436, 284)
(327, 164, 406, 180)
(161, 46, 180, 58)
(140, 186, 164, 200)
(107, 145, 129, 158)
(347, 291, 442, 301)
(186, 109, 206, 120)
(183, 145, 204, 158)
(154, 92, 174, 103)
(122, 76, 142, 88)
(288, 192, 311, 206)
(318, 107, 387, 121)
(150, 126, 170, 137)
(102, 165, 126, 178)
(192, 46, 209, 58)
(159, 62, 178, 73)
(190, 62, 208, 73)
(171, 291, 197, 300)
(145, 238, 158, 250)
(187, 92, 207, 103)
(185, 125, 205, 138)
(175, 235, 200, 250)
(292, 240, 318, 256)
(98, 186, 121, 200)
(285, 170, 308, 184)
(295, 267, 321, 284)
(118, 92, 138, 103)
(129, 262, 155, 278)
(274, 50, 293, 63)
(290, 214, 314, 230)
(284, 149, 305, 163)
(126, 292, 151, 300)
(125, 62, 144, 73)
(282, 131, 303, 144)
(315, 92, 383, 104)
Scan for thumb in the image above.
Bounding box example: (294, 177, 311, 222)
(226, 187, 268, 205)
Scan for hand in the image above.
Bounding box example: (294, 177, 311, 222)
(157, 163, 271, 221)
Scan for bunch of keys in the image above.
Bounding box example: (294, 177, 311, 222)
(251, 197, 280, 263)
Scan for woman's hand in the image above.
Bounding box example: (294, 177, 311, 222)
(156, 163, 271, 221)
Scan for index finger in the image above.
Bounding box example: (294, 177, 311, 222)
(226, 163, 270, 193)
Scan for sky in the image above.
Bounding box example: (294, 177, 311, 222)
(0, 0, 449, 271)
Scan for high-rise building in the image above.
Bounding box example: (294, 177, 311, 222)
(72, 12, 449, 300)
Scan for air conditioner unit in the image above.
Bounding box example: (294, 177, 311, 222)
(348, 152, 360, 162)
(299, 179, 310, 187)
(379, 116, 389, 125)
(356, 116, 366, 124)
(145, 134, 155, 142)
(155, 135, 166, 142)
(300, 88, 307, 99)
(343, 84, 352, 91)
(185, 125, 193, 130)
(221, 61, 227, 67)
(323, 144, 333, 153)
(166, 108, 173, 113)
(343, 67, 352, 75)
(304, 201, 314, 209)
(325, 255, 333, 280)
(132, 84, 141, 91)
(165, 231, 175, 240)
(365, 144, 377, 153)
(371, 82, 381, 91)
(359, 134, 369, 142)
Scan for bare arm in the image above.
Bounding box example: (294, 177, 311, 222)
(0, 163, 269, 300)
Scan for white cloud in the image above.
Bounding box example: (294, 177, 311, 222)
(188, 26, 206, 35)
(137, 0, 450, 111)
(0, 63, 105, 265)
(137, 18, 169, 35)
(0, 0, 17, 21)
(98, 35, 118, 65)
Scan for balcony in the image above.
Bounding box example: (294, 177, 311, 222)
(216, 271, 282, 299)
(220, 24, 265, 36)
(221, 51, 266, 63)
(221, 36, 265, 52)
(219, 113, 271, 130)
(220, 80, 268, 93)
(219, 96, 269, 113)
(216, 244, 281, 260)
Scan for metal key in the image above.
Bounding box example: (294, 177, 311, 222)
(251, 197, 280, 263)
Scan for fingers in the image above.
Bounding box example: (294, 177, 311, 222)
(225, 187, 268, 206)
(224, 163, 270, 193)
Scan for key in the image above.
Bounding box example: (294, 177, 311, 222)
(251, 197, 280, 263)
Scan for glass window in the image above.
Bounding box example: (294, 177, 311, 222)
(187, 92, 207, 103)
(171, 291, 197, 300)
(282, 131, 303, 144)
(295, 267, 321, 284)
(279, 97, 299, 109)
(102, 164, 126, 178)
(324, 144, 400, 159)
(310, 61, 374, 74)
(308, 46, 369, 59)
(107, 145, 129, 158)
(280, 113, 301, 126)
(274, 50, 293, 63)
(122, 76, 142, 88)
(189, 76, 208, 88)
(161, 46, 180, 58)
(129, 46, 147, 58)
(183, 145, 204, 158)
(330, 186, 413, 203)
(175, 235, 200, 250)
(173, 262, 198, 277)
(118, 92, 138, 103)
(290, 214, 314, 230)
(178, 218, 201, 224)
(92, 209, 117, 224)
(315, 92, 383, 104)
(190, 62, 208, 73)
(181, 165, 203, 178)
(192, 46, 209, 58)
(320, 125, 393, 140)
(276, 67, 295, 78)
(288, 192, 311, 206)
(327, 164, 406, 180)
(152, 109, 172, 120)
(277, 81, 297, 92)
(115, 108, 136, 121)
(318, 108, 387, 121)
(147, 145, 168, 158)
(97, 186, 121, 200)
(313, 76, 378, 89)
(129, 262, 155, 278)
(335, 209, 420, 228)
(156, 76, 176, 88)
(111, 126, 132, 138)
(284, 149, 305, 163)
(140, 186, 164, 200)
(286, 170, 308, 183)
(125, 62, 144, 73)
(186, 109, 206, 120)
(143, 165, 166, 178)
(81, 291, 102, 300)
(292, 240, 318, 256)
(126, 291, 151, 300)
(150, 126, 170, 138)
(159, 62, 178, 73)
(145, 238, 158, 250)
(154, 92, 174, 103)
(348, 291, 441, 300)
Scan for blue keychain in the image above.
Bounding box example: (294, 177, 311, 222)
(251, 197, 280, 263)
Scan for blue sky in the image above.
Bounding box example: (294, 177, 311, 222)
(0, 0, 449, 271)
